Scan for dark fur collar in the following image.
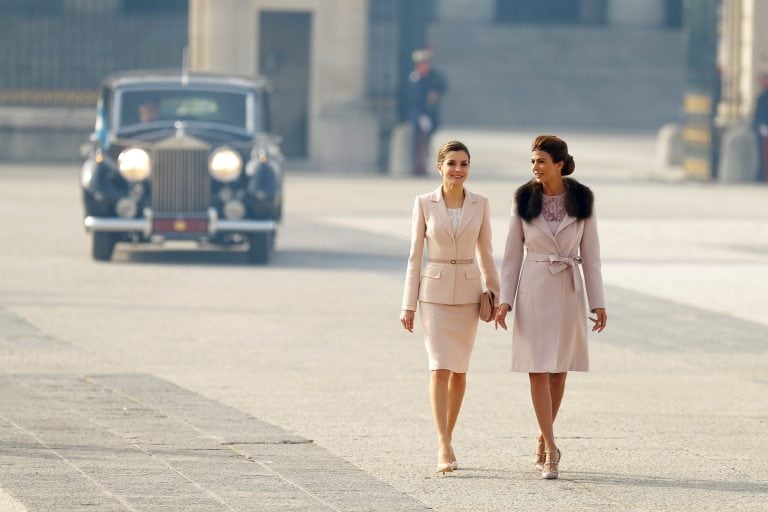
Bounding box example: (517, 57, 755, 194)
(515, 178, 593, 221)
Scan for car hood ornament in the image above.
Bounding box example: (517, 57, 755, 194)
(174, 121, 187, 138)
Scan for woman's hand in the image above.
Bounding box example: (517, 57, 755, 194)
(495, 303, 511, 331)
(400, 309, 415, 333)
(589, 308, 607, 333)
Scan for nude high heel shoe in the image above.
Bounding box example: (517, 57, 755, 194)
(436, 448, 454, 476)
(448, 445, 458, 470)
(534, 435, 546, 471)
(541, 448, 561, 480)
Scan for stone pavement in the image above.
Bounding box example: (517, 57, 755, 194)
(0, 372, 429, 512)
(1, 129, 767, 511)
(0, 311, 429, 512)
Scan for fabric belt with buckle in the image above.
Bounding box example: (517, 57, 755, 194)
(428, 258, 474, 264)
(525, 251, 583, 291)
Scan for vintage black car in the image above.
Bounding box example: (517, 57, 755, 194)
(80, 70, 283, 263)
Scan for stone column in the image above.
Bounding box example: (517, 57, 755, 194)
(188, 0, 250, 74)
(716, 0, 766, 182)
(188, 0, 209, 70)
(311, 0, 379, 169)
(741, 0, 768, 115)
(716, 0, 743, 125)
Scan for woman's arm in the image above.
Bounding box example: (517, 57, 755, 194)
(496, 208, 525, 330)
(499, 208, 525, 308)
(494, 206, 525, 330)
(402, 197, 426, 312)
(476, 198, 500, 304)
(580, 211, 605, 313)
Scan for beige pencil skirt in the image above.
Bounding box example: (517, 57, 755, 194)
(419, 301, 480, 373)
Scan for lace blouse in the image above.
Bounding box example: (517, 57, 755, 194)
(447, 207, 462, 235)
(542, 193, 566, 235)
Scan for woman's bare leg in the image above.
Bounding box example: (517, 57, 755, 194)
(529, 373, 557, 452)
(430, 370, 453, 465)
(446, 371, 466, 462)
(534, 372, 568, 435)
(549, 372, 567, 422)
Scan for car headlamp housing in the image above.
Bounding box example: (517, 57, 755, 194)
(117, 148, 151, 182)
(209, 146, 243, 183)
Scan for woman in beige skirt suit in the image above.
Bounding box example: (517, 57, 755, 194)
(400, 140, 500, 475)
(496, 135, 607, 480)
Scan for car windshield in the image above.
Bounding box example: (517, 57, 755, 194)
(117, 89, 250, 132)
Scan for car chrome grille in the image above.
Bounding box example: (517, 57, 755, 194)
(151, 147, 210, 213)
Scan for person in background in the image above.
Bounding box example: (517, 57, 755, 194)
(409, 48, 447, 176)
(752, 73, 768, 181)
(496, 135, 607, 480)
(400, 140, 499, 475)
(138, 97, 160, 124)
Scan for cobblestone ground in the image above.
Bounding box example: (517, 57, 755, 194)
(0, 131, 766, 511)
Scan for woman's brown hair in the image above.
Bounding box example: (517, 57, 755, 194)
(436, 140, 470, 166)
(531, 135, 575, 176)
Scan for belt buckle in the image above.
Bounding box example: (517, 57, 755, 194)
(450, 259, 457, 264)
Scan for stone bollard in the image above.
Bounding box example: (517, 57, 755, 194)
(718, 123, 759, 183)
(388, 122, 413, 176)
(655, 122, 684, 170)
(316, 105, 379, 171)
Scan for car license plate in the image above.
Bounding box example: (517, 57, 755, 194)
(152, 218, 208, 234)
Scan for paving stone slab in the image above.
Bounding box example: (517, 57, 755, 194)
(0, 373, 431, 511)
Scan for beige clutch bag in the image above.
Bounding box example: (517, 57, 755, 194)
(479, 290, 495, 323)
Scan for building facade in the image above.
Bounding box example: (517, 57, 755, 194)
(0, 0, 707, 171)
(675, 0, 768, 181)
(0, 0, 189, 162)
(190, 0, 380, 170)
(189, 0, 687, 170)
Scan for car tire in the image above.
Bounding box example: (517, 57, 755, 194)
(247, 231, 273, 264)
(92, 232, 117, 261)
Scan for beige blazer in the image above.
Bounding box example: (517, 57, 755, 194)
(402, 187, 500, 311)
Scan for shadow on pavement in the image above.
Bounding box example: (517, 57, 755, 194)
(272, 248, 404, 271)
(116, 247, 404, 272)
(568, 472, 768, 493)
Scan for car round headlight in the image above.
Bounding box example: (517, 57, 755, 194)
(117, 148, 151, 182)
(209, 147, 243, 183)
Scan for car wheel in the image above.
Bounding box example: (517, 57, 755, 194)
(247, 231, 273, 264)
(92, 232, 117, 261)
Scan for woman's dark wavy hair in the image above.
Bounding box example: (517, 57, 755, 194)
(531, 135, 575, 176)
(436, 140, 470, 165)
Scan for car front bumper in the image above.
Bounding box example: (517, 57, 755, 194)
(84, 208, 276, 236)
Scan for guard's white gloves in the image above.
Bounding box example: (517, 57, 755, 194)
(418, 114, 432, 133)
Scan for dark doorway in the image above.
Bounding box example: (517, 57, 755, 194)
(258, 11, 311, 158)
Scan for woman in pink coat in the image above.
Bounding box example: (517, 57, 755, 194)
(496, 135, 607, 479)
(401, 140, 500, 475)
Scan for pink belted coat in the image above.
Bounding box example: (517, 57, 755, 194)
(500, 179, 605, 373)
